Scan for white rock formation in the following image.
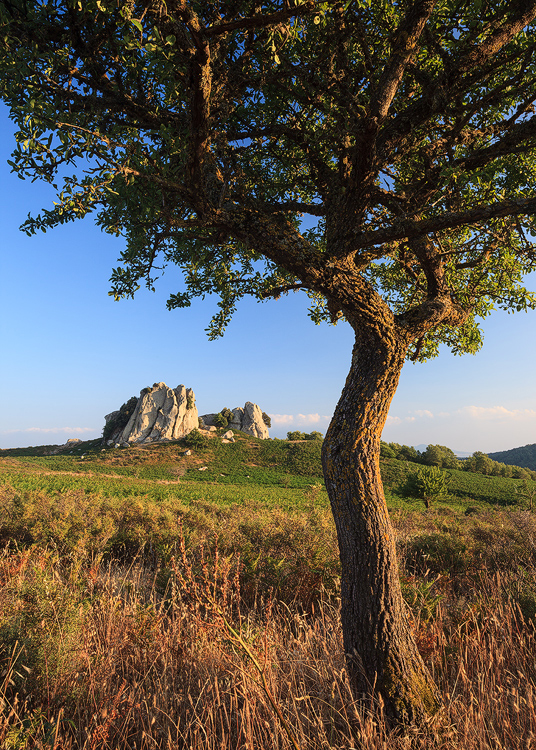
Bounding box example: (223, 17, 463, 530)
(201, 401, 269, 439)
(114, 383, 198, 444)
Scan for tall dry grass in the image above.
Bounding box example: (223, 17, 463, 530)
(1, 533, 536, 750)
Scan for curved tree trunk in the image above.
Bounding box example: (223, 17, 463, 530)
(322, 324, 440, 724)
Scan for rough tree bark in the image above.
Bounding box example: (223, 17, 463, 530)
(322, 318, 441, 723)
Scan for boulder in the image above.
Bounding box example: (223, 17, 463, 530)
(46, 438, 84, 455)
(241, 402, 269, 439)
(106, 382, 198, 445)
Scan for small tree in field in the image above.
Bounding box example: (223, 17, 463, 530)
(402, 465, 451, 509)
(3, 0, 536, 724)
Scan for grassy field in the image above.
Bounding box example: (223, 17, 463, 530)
(1, 433, 536, 748)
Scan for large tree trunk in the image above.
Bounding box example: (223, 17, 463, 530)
(322, 325, 440, 724)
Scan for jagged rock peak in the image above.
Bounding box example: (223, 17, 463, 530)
(200, 401, 269, 439)
(105, 382, 198, 445)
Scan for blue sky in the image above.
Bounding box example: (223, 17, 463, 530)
(1, 102, 535, 453)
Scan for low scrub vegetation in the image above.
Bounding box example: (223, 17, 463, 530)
(1, 434, 536, 748)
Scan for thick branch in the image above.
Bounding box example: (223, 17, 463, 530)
(456, 115, 536, 172)
(204, 3, 318, 37)
(258, 200, 325, 216)
(370, 0, 438, 121)
(378, 5, 536, 163)
(457, 2, 536, 74)
(351, 196, 536, 252)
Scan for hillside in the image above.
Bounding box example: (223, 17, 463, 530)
(2, 431, 536, 748)
(2, 430, 532, 509)
(488, 442, 536, 471)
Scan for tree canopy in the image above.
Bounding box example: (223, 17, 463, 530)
(1, 0, 536, 349)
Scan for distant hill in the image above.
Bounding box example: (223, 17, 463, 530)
(487, 443, 536, 471)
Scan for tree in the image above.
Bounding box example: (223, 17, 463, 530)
(214, 407, 233, 427)
(2, 0, 536, 723)
(401, 465, 451, 508)
(380, 441, 397, 459)
(467, 450, 495, 475)
(422, 444, 458, 469)
(287, 430, 306, 441)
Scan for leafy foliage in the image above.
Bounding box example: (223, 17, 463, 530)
(214, 407, 233, 428)
(287, 430, 323, 441)
(1, 1, 536, 347)
(183, 428, 209, 450)
(401, 466, 452, 509)
(420, 445, 459, 470)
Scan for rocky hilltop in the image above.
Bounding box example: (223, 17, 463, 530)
(200, 402, 269, 440)
(104, 382, 198, 445)
(104, 383, 270, 445)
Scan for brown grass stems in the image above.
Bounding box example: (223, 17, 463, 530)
(0, 523, 535, 748)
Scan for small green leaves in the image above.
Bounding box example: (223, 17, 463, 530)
(1, 0, 536, 353)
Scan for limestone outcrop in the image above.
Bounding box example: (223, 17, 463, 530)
(200, 401, 269, 439)
(105, 383, 198, 444)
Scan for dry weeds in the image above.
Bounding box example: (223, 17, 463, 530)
(0, 535, 535, 750)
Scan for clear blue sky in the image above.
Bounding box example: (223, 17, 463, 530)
(1, 103, 535, 453)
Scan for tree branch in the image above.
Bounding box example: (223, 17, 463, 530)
(204, 3, 318, 37)
(457, 1, 536, 74)
(370, 0, 438, 121)
(260, 283, 303, 299)
(351, 196, 536, 252)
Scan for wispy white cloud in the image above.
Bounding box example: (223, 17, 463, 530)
(270, 413, 331, 427)
(386, 416, 402, 425)
(1, 426, 96, 435)
(458, 405, 536, 421)
(415, 409, 434, 418)
(269, 414, 296, 426)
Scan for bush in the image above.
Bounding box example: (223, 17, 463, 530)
(214, 407, 233, 428)
(287, 431, 323, 441)
(401, 465, 451, 508)
(287, 431, 306, 441)
(262, 411, 272, 428)
(380, 442, 397, 459)
(183, 429, 209, 449)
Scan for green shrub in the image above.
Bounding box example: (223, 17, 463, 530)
(401, 465, 451, 508)
(380, 442, 397, 459)
(214, 407, 233, 428)
(287, 431, 306, 441)
(287, 431, 322, 441)
(184, 429, 209, 449)
(262, 412, 272, 428)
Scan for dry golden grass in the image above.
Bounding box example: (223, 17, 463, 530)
(1, 533, 536, 750)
